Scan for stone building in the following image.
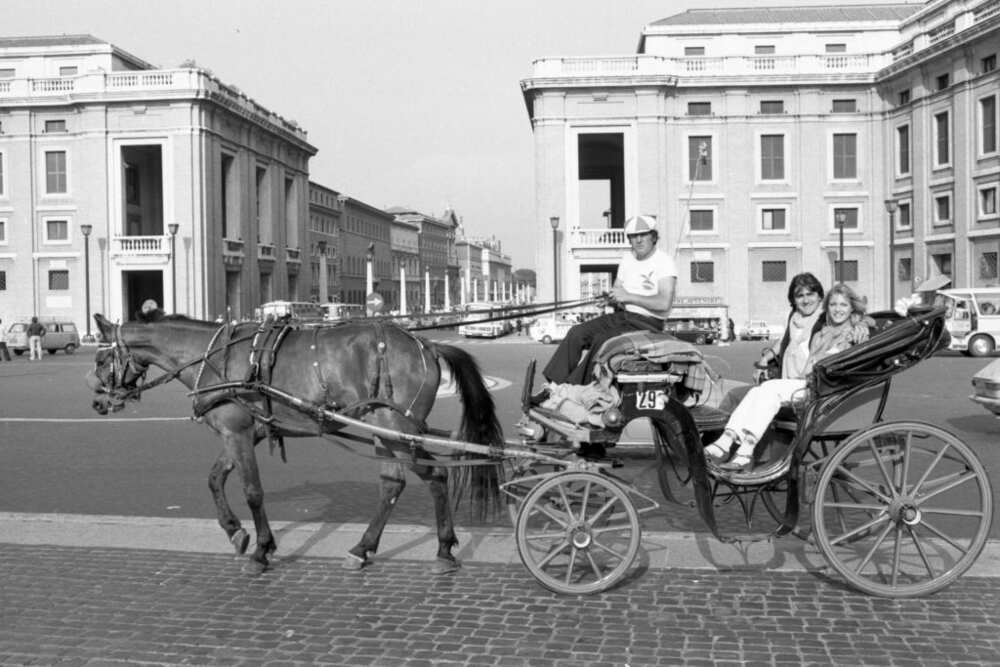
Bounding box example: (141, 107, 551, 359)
(522, 0, 999, 327)
(0, 35, 316, 326)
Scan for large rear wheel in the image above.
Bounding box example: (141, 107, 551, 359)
(812, 421, 993, 597)
(515, 471, 641, 595)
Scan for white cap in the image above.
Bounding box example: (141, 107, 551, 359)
(624, 215, 657, 236)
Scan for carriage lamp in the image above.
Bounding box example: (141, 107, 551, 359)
(81, 223, 94, 343)
(550, 216, 560, 305)
(167, 223, 179, 313)
(885, 199, 899, 309)
(835, 210, 847, 283)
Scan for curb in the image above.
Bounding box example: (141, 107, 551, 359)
(2, 512, 999, 577)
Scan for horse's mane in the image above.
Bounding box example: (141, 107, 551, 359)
(135, 308, 215, 329)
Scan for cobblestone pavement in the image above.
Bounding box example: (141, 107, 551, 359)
(2, 544, 999, 667)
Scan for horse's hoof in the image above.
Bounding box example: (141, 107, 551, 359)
(242, 558, 268, 575)
(230, 529, 250, 555)
(431, 557, 460, 575)
(341, 553, 367, 571)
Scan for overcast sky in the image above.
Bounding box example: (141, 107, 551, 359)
(5, 0, 913, 269)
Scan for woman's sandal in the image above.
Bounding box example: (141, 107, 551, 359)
(704, 442, 730, 462)
(718, 451, 754, 472)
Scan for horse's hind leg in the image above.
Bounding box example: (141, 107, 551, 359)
(344, 459, 406, 570)
(208, 454, 249, 555)
(414, 462, 460, 575)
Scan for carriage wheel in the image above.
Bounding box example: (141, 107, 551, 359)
(812, 421, 993, 598)
(515, 471, 641, 595)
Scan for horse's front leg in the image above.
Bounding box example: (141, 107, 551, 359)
(208, 454, 249, 555)
(218, 425, 276, 573)
(343, 456, 406, 570)
(414, 461, 460, 575)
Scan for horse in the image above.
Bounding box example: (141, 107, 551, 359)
(87, 309, 505, 574)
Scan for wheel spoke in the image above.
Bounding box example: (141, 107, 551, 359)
(557, 484, 577, 522)
(823, 501, 886, 511)
(564, 546, 578, 585)
(534, 501, 571, 527)
(854, 521, 894, 574)
(592, 521, 636, 536)
(584, 550, 604, 580)
(919, 507, 985, 518)
(890, 523, 904, 588)
(910, 441, 951, 497)
(590, 538, 629, 561)
(525, 529, 569, 541)
(916, 470, 981, 504)
(829, 512, 890, 547)
(832, 464, 893, 504)
(900, 431, 913, 494)
(869, 439, 900, 499)
(907, 525, 937, 579)
(917, 517, 972, 555)
(537, 539, 571, 568)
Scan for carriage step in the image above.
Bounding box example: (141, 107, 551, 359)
(688, 404, 729, 432)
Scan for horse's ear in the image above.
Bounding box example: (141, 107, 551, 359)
(94, 314, 115, 341)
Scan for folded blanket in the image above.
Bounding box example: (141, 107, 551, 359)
(540, 381, 621, 427)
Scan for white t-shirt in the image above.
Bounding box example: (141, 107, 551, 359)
(617, 249, 678, 319)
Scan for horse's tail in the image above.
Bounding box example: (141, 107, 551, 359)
(430, 342, 505, 521)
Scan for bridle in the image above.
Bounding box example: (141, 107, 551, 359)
(92, 325, 152, 407)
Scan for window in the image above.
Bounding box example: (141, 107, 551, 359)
(0, 68, 14, 79)
(687, 102, 711, 116)
(833, 133, 857, 179)
(58, 66, 78, 76)
(760, 134, 784, 180)
(826, 43, 847, 53)
(833, 207, 859, 230)
(688, 136, 712, 181)
(690, 261, 714, 283)
(898, 257, 912, 282)
(0, 270, 5, 290)
(936, 74, 950, 90)
(760, 100, 784, 114)
(980, 252, 999, 281)
(932, 253, 953, 277)
(689, 209, 714, 232)
(48, 270, 69, 290)
(45, 219, 68, 242)
(761, 208, 786, 231)
(934, 112, 950, 166)
(835, 260, 859, 281)
(981, 96, 997, 154)
(832, 99, 857, 113)
(0, 219, 5, 243)
(981, 186, 998, 217)
(898, 202, 912, 229)
(684, 46, 705, 56)
(897, 125, 910, 175)
(898, 90, 911, 105)
(0, 151, 4, 194)
(755, 45, 775, 55)
(45, 150, 67, 193)
(44, 120, 66, 133)
(934, 194, 952, 224)
(762, 260, 787, 282)
(984, 55, 997, 73)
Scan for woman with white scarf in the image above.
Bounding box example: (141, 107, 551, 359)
(707, 283, 871, 472)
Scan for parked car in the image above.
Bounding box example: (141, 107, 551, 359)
(666, 324, 717, 345)
(5, 319, 81, 355)
(739, 320, 774, 341)
(530, 316, 575, 344)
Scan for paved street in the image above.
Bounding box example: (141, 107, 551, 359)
(2, 335, 1000, 665)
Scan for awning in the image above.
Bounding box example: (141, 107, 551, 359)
(915, 275, 951, 292)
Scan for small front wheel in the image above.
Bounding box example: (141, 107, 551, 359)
(515, 471, 641, 595)
(968, 334, 995, 357)
(812, 421, 993, 597)
(542, 335, 552, 345)
(64, 344, 77, 355)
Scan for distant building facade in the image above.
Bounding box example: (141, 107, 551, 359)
(337, 196, 393, 306)
(0, 35, 316, 325)
(455, 236, 515, 303)
(386, 206, 459, 310)
(307, 182, 341, 303)
(522, 0, 1000, 327)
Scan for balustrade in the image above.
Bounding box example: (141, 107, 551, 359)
(570, 227, 628, 249)
(110, 235, 169, 256)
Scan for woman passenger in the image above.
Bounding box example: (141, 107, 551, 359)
(707, 283, 871, 472)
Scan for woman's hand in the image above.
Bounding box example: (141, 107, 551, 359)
(848, 323, 870, 345)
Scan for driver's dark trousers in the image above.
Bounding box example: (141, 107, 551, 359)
(543, 310, 664, 385)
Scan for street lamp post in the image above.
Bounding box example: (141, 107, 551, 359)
(550, 216, 560, 304)
(885, 199, 898, 309)
(167, 223, 179, 312)
(80, 223, 94, 342)
(835, 210, 847, 284)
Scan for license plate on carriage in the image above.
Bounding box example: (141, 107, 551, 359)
(634, 390, 666, 411)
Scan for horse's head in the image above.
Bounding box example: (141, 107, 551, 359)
(87, 313, 151, 415)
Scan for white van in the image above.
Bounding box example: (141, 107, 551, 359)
(938, 288, 1000, 356)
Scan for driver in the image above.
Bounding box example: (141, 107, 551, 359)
(539, 215, 677, 390)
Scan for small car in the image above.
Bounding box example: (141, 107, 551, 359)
(530, 316, 575, 344)
(5, 320, 81, 355)
(739, 320, 774, 341)
(666, 325, 717, 345)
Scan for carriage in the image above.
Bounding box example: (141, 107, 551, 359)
(87, 304, 993, 598)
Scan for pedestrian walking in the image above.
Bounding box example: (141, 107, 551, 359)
(27, 316, 46, 360)
(0, 318, 11, 362)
